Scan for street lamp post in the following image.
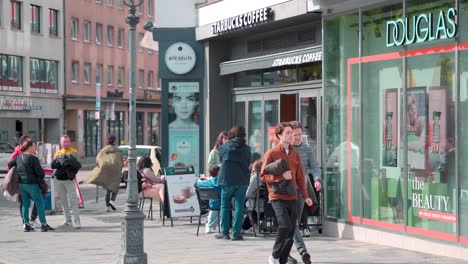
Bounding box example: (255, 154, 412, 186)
(119, 1, 147, 264)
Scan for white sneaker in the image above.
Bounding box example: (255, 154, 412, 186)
(205, 226, 215, 234)
(269, 256, 280, 264)
(58, 221, 72, 228)
(30, 220, 40, 228)
(73, 223, 81, 229)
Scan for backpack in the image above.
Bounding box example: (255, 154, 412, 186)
(137, 170, 144, 193)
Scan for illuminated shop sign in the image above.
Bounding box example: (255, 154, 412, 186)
(210, 8, 273, 35)
(386, 8, 457, 47)
(271, 51, 322, 67)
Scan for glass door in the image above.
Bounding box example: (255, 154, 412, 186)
(299, 90, 321, 164)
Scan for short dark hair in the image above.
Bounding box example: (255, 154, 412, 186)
(275, 122, 293, 140)
(228, 125, 246, 139)
(106, 134, 116, 145)
(208, 164, 220, 177)
(289, 121, 303, 130)
(251, 159, 262, 174)
(215, 131, 229, 150)
(18, 135, 31, 145)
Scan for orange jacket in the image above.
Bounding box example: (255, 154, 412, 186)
(260, 144, 308, 201)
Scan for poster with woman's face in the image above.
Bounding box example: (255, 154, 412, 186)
(407, 87, 427, 170)
(168, 82, 200, 176)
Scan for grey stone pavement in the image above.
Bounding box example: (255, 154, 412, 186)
(0, 170, 466, 264)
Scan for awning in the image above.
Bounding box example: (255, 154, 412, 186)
(219, 46, 322, 75)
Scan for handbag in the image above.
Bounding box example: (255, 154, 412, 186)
(22, 154, 48, 194)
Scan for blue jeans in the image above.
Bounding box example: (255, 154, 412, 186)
(19, 183, 47, 225)
(220, 185, 247, 237)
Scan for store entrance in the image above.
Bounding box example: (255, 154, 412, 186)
(234, 89, 321, 162)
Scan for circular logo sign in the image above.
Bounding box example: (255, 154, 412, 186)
(165, 42, 196, 75)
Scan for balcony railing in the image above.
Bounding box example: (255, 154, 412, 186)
(31, 24, 40, 34)
(10, 20, 21, 30)
(49, 27, 58, 36)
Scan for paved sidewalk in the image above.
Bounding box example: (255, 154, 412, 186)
(0, 172, 466, 264)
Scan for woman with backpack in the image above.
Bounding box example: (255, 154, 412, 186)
(138, 156, 165, 202)
(8, 138, 54, 232)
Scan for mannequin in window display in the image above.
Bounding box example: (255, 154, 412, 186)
(432, 111, 441, 153)
(385, 112, 393, 150)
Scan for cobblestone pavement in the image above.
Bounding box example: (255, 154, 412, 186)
(0, 171, 466, 264)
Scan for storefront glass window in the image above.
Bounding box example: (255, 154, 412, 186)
(264, 99, 279, 152)
(460, 50, 468, 240)
(263, 68, 297, 86)
(136, 112, 144, 145)
(298, 62, 321, 82)
(248, 101, 262, 154)
(84, 110, 97, 157)
(108, 111, 124, 146)
(406, 52, 456, 234)
(323, 12, 359, 221)
(235, 102, 245, 128)
(361, 4, 405, 225)
(148, 112, 160, 146)
(233, 71, 262, 87)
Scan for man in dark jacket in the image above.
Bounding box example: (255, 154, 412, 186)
(215, 125, 251, 241)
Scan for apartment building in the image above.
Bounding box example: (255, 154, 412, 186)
(0, 0, 64, 145)
(64, 0, 160, 158)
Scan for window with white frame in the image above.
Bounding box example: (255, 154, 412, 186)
(30, 5, 41, 33)
(48, 9, 58, 36)
(96, 64, 102, 84)
(138, 69, 144, 88)
(83, 21, 90, 42)
(84, 63, 91, 84)
(137, 3, 142, 14)
(107, 65, 113, 86)
(10, 0, 22, 30)
(107, 26, 113, 46)
(147, 71, 153, 88)
(147, 0, 152, 17)
(138, 32, 143, 52)
(72, 62, 79, 83)
(96, 23, 102, 44)
(117, 28, 124, 48)
(71, 18, 78, 39)
(107, 0, 113, 7)
(117, 0, 123, 9)
(118, 67, 124, 87)
(96, 0, 102, 4)
(0, 1, 3, 28)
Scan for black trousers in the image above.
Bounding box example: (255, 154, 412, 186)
(105, 190, 118, 206)
(18, 195, 38, 221)
(271, 199, 297, 263)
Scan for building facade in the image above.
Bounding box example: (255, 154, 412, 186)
(64, 0, 160, 158)
(196, 0, 468, 260)
(196, 0, 323, 166)
(321, 0, 468, 259)
(0, 0, 64, 145)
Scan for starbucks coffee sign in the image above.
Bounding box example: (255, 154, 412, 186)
(386, 8, 457, 47)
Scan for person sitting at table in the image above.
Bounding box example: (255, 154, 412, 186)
(196, 165, 221, 234)
(138, 156, 165, 202)
(244, 159, 263, 233)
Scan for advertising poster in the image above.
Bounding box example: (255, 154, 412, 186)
(168, 82, 200, 176)
(382, 88, 398, 167)
(407, 87, 427, 170)
(165, 169, 200, 218)
(428, 87, 447, 155)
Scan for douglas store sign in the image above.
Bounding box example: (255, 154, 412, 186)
(210, 7, 274, 35)
(386, 8, 457, 47)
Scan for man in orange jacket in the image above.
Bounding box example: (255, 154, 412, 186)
(261, 122, 313, 264)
